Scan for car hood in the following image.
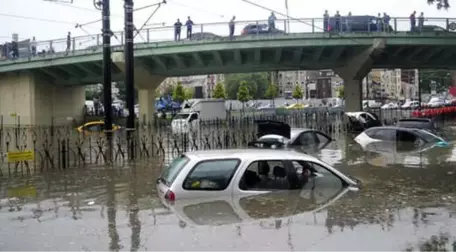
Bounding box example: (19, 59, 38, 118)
(256, 120, 291, 139)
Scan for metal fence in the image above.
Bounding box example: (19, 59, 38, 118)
(1, 16, 456, 62)
(0, 108, 455, 176)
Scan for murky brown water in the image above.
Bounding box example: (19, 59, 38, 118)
(1, 134, 456, 251)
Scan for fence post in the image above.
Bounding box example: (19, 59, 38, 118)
(72, 38, 76, 53)
(147, 29, 150, 43)
(394, 18, 397, 32)
(61, 140, 66, 170)
(312, 18, 315, 33)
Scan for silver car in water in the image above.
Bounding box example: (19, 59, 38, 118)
(156, 149, 359, 201)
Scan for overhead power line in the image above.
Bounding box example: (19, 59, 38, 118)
(0, 13, 96, 27)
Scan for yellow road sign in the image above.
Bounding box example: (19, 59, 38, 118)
(7, 186, 37, 198)
(7, 150, 34, 163)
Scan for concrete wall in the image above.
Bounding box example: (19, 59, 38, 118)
(0, 72, 85, 126)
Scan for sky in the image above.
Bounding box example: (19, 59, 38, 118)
(0, 0, 455, 43)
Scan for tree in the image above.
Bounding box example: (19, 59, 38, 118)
(336, 86, 344, 98)
(212, 82, 227, 99)
(427, 0, 450, 9)
(265, 82, 279, 106)
(225, 72, 269, 99)
(237, 81, 251, 111)
(419, 70, 453, 94)
(292, 85, 303, 101)
(184, 87, 194, 100)
(172, 82, 186, 103)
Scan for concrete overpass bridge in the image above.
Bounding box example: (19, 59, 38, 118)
(1, 17, 456, 125)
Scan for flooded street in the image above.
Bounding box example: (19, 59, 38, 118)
(1, 134, 456, 251)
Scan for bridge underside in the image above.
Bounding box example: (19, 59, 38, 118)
(16, 44, 456, 86)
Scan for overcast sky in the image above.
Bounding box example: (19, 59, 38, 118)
(1, 0, 455, 43)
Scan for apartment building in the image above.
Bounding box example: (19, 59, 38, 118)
(158, 74, 225, 98)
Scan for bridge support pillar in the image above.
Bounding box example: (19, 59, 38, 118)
(335, 38, 386, 112)
(0, 72, 84, 126)
(112, 52, 166, 125)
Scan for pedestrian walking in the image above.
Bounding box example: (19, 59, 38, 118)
(334, 11, 341, 32)
(174, 19, 182, 41)
(185, 16, 194, 39)
(410, 11, 416, 32)
(323, 10, 329, 32)
(229, 16, 236, 39)
(418, 12, 425, 32)
(65, 32, 71, 55)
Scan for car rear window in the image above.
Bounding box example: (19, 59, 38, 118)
(160, 155, 190, 185)
(183, 159, 240, 191)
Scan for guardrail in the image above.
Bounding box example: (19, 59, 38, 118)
(1, 17, 456, 62)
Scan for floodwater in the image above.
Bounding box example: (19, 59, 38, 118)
(1, 133, 456, 251)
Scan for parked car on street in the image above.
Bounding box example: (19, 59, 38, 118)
(396, 118, 436, 132)
(401, 100, 420, 109)
(427, 97, 446, 108)
(76, 121, 121, 135)
(345, 112, 382, 132)
(247, 120, 332, 151)
(241, 23, 285, 35)
(328, 15, 393, 32)
(354, 126, 448, 149)
(381, 102, 399, 109)
(156, 149, 359, 201)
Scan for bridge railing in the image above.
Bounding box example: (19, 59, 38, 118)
(2, 17, 456, 62)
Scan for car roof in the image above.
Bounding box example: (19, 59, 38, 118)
(184, 148, 316, 161)
(366, 126, 423, 132)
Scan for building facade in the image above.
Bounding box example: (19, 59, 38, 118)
(157, 74, 225, 99)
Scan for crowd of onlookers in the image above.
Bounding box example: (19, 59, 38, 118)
(0, 31, 72, 60)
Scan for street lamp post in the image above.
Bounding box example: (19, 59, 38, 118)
(94, 0, 113, 157)
(124, 0, 136, 159)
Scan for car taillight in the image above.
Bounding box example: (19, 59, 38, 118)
(241, 29, 247, 35)
(164, 190, 175, 201)
(328, 26, 333, 31)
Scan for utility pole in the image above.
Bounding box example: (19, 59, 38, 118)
(94, 0, 113, 157)
(124, 0, 135, 159)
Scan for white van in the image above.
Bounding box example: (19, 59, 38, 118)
(171, 99, 226, 134)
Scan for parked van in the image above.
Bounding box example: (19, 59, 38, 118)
(328, 15, 393, 32)
(171, 99, 227, 134)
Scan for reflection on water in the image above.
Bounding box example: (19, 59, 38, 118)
(1, 133, 456, 250)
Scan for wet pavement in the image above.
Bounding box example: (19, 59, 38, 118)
(1, 133, 456, 251)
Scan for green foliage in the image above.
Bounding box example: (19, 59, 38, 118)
(419, 70, 453, 93)
(427, 0, 449, 9)
(336, 86, 344, 98)
(292, 85, 303, 100)
(225, 72, 269, 99)
(172, 82, 186, 102)
(212, 82, 227, 99)
(184, 87, 194, 100)
(265, 82, 279, 99)
(237, 81, 251, 103)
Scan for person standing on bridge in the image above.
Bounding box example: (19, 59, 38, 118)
(174, 19, 182, 41)
(268, 12, 277, 32)
(376, 13, 382, 32)
(345, 12, 352, 32)
(65, 32, 71, 56)
(185, 16, 194, 39)
(30, 37, 37, 57)
(323, 10, 329, 32)
(334, 11, 341, 32)
(383, 13, 391, 32)
(410, 11, 417, 32)
(418, 12, 425, 32)
(229, 16, 236, 40)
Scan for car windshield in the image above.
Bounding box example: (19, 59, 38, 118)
(258, 137, 288, 143)
(160, 155, 190, 185)
(174, 113, 190, 120)
(414, 129, 445, 143)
